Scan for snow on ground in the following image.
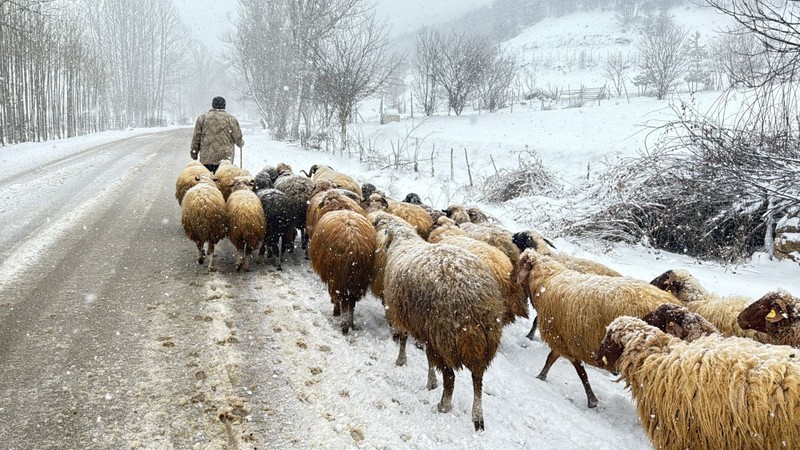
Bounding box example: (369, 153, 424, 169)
(5, 4, 799, 449)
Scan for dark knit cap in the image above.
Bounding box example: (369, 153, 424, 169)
(212, 96, 226, 109)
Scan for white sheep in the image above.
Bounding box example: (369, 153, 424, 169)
(597, 315, 800, 450)
(181, 172, 227, 272)
(515, 249, 679, 408)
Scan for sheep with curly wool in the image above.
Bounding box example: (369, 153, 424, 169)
(362, 192, 434, 240)
(175, 161, 210, 205)
(225, 175, 266, 272)
(374, 212, 506, 431)
(596, 315, 800, 450)
(305, 164, 362, 198)
(308, 209, 376, 334)
(516, 249, 679, 408)
(642, 303, 719, 341)
(459, 222, 520, 267)
(273, 163, 314, 253)
(214, 160, 242, 201)
(738, 290, 800, 347)
(650, 269, 772, 342)
(367, 212, 415, 301)
(256, 187, 294, 270)
(181, 172, 227, 272)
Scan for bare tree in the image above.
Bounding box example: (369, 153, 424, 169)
(602, 52, 633, 99)
(636, 12, 688, 100)
(435, 31, 494, 116)
(313, 13, 403, 150)
(411, 28, 441, 117)
(476, 45, 516, 112)
(705, 0, 800, 87)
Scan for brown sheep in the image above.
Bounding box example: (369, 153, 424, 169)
(443, 204, 471, 224)
(516, 249, 679, 408)
(181, 173, 227, 272)
(214, 160, 242, 201)
(642, 303, 719, 341)
(375, 213, 506, 431)
(226, 175, 266, 272)
(305, 164, 362, 198)
(403, 193, 446, 225)
(427, 216, 467, 244)
(306, 182, 365, 239)
(738, 290, 800, 347)
(363, 193, 433, 240)
(175, 161, 210, 205)
(513, 229, 622, 339)
(309, 210, 376, 335)
(650, 269, 772, 342)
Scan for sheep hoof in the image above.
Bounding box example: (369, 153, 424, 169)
(536, 373, 548, 382)
(426, 380, 437, 390)
(474, 419, 485, 432)
(395, 357, 406, 367)
(197, 256, 205, 265)
(340, 326, 350, 335)
(587, 398, 598, 409)
(525, 330, 536, 341)
(437, 403, 452, 413)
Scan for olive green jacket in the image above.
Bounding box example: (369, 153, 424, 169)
(190, 109, 244, 165)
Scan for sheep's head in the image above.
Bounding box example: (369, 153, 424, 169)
(642, 303, 717, 341)
(512, 230, 557, 255)
(276, 162, 292, 174)
(444, 204, 470, 224)
(649, 269, 688, 298)
(596, 316, 659, 371)
(403, 193, 422, 205)
(311, 179, 336, 198)
(515, 249, 539, 286)
(231, 175, 255, 192)
(362, 193, 390, 213)
(361, 183, 380, 199)
(466, 207, 490, 224)
(738, 290, 800, 335)
(430, 216, 458, 231)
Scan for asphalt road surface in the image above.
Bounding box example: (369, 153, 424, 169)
(0, 129, 320, 449)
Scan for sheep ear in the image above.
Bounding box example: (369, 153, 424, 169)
(516, 257, 532, 284)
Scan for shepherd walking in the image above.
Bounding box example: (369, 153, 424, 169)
(190, 96, 245, 172)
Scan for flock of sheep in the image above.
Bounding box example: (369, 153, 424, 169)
(175, 159, 800, 447)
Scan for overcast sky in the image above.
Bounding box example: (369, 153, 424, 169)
(174, 0, 494, 53)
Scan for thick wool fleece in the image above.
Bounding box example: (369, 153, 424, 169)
(606, 316, 800, 450)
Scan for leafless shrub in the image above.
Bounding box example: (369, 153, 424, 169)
(480, 148, 562, 203)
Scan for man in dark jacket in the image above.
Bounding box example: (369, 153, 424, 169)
(190, 96, 245, 173)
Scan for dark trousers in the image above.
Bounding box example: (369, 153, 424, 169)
(204, 164, 219, 173)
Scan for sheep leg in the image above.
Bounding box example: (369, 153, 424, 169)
(235, 249, 245, 272)
(570, 359, 598, 408)
(275, 239, 283, 271)
(525, 315, 538, 340)
(206, 243, 217, 272)
(437, 367, 455, 413)
(394, 332, 407, 366)
(340, 298, 355, 335)
(242, 245, 253, 272)
(536, 350, 560, 381)
(472, 371, 485, 431)
(425, 348, 438, 390)
(195, 241, 205, 264)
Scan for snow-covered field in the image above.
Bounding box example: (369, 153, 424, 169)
(4, 4, 799, 449)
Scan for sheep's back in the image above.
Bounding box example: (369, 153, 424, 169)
(226, 190, 266, 250)
(552, 253, 621, 277)
(181, 183, 227, 243)
(460, 222, 520, 265)
(686, 296, 770, 341)
(175, 165, 210, 205)
(384, 243, 504, 372)
(309, 210, 376, 301)
(623, 334, 800, 449)
(274, 175, 314, 228)
(215, 165, 242, 201)
(534, 273, 679, 365)
(387, 202, 433, 240)
(258, 189, 294, 241)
